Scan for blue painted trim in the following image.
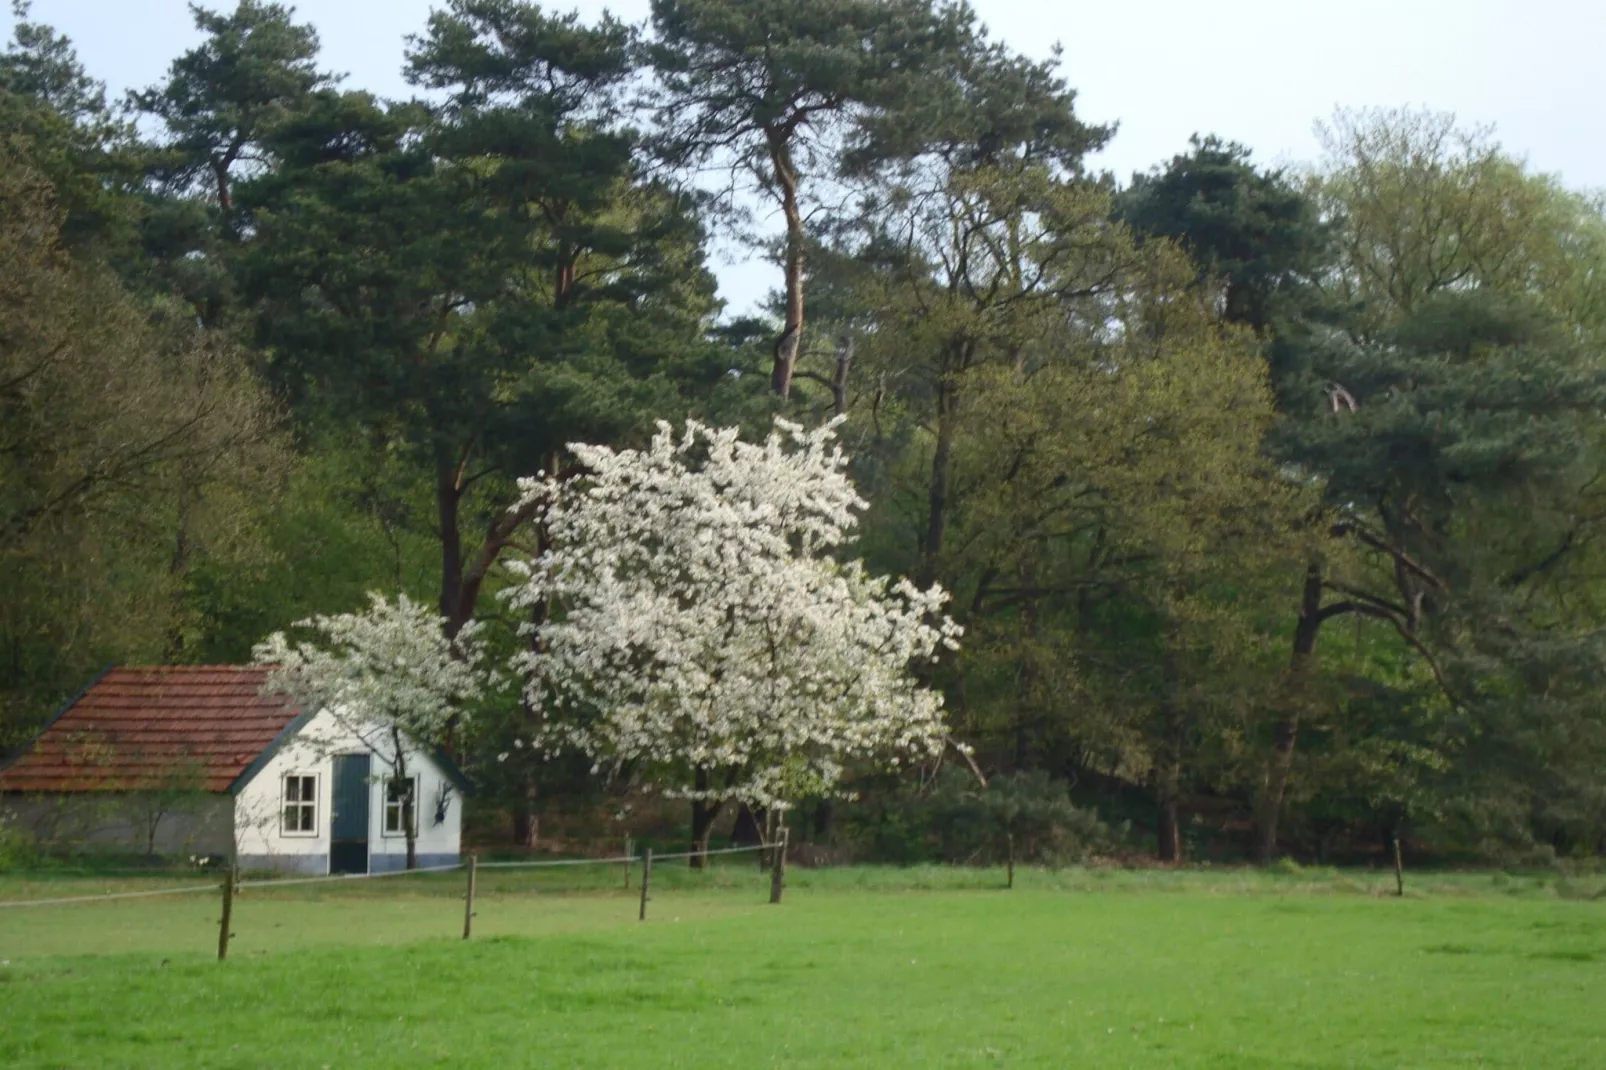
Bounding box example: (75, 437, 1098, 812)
(370, 852, 459, 873)
(429, 746, 473, 795)
(237, 853, 327, 876)
(0, 663, 115, 783)
(227, 706, 315, 796)
(225, 706, 470, 797)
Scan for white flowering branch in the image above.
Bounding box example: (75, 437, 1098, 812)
(502, 418, 962, 816)
(252, 592, 494, 868)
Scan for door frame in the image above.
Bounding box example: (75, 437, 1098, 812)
(329, 751, 372, 875)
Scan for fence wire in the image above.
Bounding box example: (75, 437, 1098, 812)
(0, 883, 222, 909)
(478, 843, 767, 870)
(0, 841, 774, 908)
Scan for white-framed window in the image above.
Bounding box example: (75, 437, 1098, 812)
(383, 775, 419, 837)
(281, 773, 318, 836)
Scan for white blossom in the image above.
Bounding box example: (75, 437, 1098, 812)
(251, 592, 493, 747)
(502, 418, 962, 810)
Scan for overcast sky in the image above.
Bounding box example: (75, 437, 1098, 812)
(25, 0, 1606, 315)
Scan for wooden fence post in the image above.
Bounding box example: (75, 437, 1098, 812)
(769, 827, 788, 904)
(638, 848, 652, 921)
(217, 862, 236, 962)
(623, 836, 632, 890)
(1393, 837, 1405, 898)
(462, 855, 478, 940)
(1006, 833, 1015, 890)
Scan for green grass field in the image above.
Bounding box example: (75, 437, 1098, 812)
(1, 864, 1603, 1068)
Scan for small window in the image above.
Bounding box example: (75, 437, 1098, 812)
(281, 774, 317, 835)
(383, 776, 418, 837)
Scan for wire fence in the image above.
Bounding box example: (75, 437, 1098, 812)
(0, 836, 790, 959)
(0, 883, 223, 910)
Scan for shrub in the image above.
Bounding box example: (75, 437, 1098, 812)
(0, 812, 35, 871)
(842, 769, 1114, 865)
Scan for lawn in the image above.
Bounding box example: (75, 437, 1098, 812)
(1, 864, 1603, 1068)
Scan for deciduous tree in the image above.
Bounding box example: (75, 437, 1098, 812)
(503, 418, 961, 865)
(254, 593, 495, 868)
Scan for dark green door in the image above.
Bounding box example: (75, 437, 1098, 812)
(330, 753, 370, 874)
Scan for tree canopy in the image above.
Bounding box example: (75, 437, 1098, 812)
(4, 2, 1605, 866)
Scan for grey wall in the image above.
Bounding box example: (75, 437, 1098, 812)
(2, 792, 234, 858)
(236, 853, 326, 875)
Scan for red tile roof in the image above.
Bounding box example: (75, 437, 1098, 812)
(0, 666, 302, 794)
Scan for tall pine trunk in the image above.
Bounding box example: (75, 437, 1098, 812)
(435, 448, 465, 630)
(921, 380, 959, 588)
(1255, 562, 1325, 864)
(767, 132, 805, 399)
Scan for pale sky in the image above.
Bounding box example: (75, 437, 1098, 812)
(25, 0, 1606, 315)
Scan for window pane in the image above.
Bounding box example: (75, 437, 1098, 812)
(384, 777, 415, 834)
(285, 778, 300, 803)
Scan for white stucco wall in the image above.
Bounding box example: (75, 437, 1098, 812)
(233, 709, 462, 874)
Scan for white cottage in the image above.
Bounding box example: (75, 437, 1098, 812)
(0, 666, 466, 874)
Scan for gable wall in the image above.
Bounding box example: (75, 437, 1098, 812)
(234, 709, 462, 875)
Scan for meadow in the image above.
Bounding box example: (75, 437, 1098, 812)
(1, 864, 1603, 1068)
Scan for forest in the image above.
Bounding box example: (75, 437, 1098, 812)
(4, 0, 1605, 867)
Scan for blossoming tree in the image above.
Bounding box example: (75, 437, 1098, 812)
(252, 593, 493, 869)
(503, 418, 962, 864)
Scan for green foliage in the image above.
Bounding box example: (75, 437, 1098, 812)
(236, 7, 725, 637)
(0, 143, 286, 737)
(1119, 134, 1330, 333)
(181, 440, 444, 664)
(130, 0, 332, 218)
(1271, 287, 1606, 849)
(3, 2, 1606, 867)
(0, 4, 142, 258)
(0, 810, 35, 870)
(845, 769, 1114, 865)
(648, 0, 959, 177)
(1313, 107, 1606, 338)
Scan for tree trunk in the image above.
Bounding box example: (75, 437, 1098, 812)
(404, 791, 417, 870)
(511, 783, 538, 848)
(393, 727, 417, 871)
(1157, 794, 1181, 864)
(689, 767, 723, 869)
(1254, 562, 1325, 864)
(145, 810, 163, 858)
(509, 585, 547, 850)
(1014, 556, 1040, 770)
(921, 379, 959, 588)
(162, 484, 195, 662)
(731, 803, 764, 845)
(813, 798, 835, 842)
(210, 155, 233, 230)
(1156, 644, 1184, 863)
(444, 478, 547, 640)
(831, 335, 853, 416)
(554, 255, 575, 311)
(435, 448, 465, 628)
(766, 132, 805, 400)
